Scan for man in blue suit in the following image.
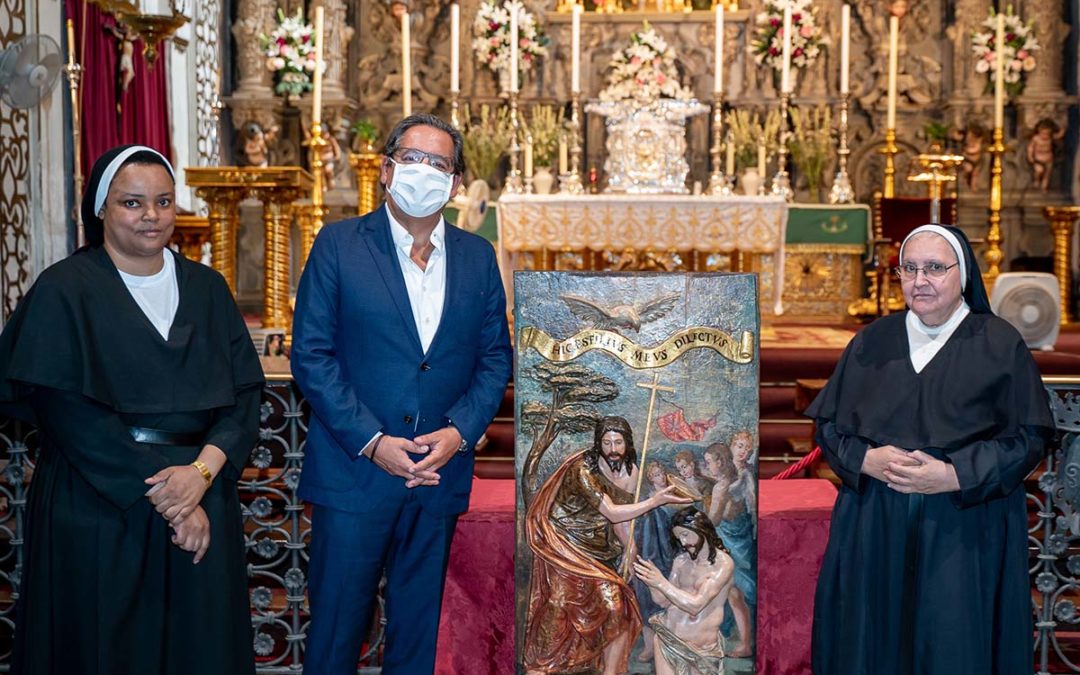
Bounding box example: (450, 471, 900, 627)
(291, 113, 512, 674)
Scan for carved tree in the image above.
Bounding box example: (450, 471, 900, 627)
(520, 361, 620, 505)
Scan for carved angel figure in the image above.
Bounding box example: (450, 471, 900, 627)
(561, 292, 680, 332)
(1027, 118, 1065, 192)
(952, 121, 988, 191)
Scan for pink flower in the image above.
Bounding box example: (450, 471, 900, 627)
(793, 47, 804, 58)
(657, 73, 666, 84)
(1017, 50, 1028, 59)
(520, 38, 528, 47)
(279, 45, 288, 56)
(489, 21, 499, 30)
(769, 47, 780, 56)
(792, 13, 802, 22)
(652, 57, 661, 67)
(631, 56, 641, 65)
(800, 25, 813, 38)
(491, 37, 500, 45)
(984, 51, 995, 61)
(770, 17, 780, 27)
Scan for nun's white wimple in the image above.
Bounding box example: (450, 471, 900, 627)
(92, 146, 175, 217)
(899, 224, 967, 291)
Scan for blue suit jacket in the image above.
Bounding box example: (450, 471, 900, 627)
(291, 207, 512, 516)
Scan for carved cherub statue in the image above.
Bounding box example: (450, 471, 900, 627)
(1027, 119, 1065, 192)
(242, 122, 278, 168)
(951, 121, 988, 191)
(303, 124, 343, 190)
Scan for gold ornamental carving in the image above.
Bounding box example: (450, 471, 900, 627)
(349, 147, 382, 216)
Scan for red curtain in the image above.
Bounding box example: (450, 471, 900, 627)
(65, 0, 172, 179)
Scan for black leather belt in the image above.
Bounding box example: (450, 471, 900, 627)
(128, 426, 204, 447)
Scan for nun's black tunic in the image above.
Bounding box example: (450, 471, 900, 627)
(0, 245, 264, 675)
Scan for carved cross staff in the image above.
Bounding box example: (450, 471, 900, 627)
(620, 370, 674, 580)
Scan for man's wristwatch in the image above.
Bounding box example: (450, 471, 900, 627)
(449, 422, 469, 454)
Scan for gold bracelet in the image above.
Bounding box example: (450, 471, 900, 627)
(191, 460, 213, 487)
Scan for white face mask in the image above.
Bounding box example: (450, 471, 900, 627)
(387, 159, 453, 218)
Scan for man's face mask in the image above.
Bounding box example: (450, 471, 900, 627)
(387, 158, 453, 218)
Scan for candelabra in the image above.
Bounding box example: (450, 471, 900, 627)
(771, 91, 793, 201)
(707, 93, 727, 195)
(828, 92, 854, 204)
(563, 91, 585, 194)
(879, 127, 900, 198)
(984, 126, 1006, 287)
(64, 19, 84, 244)
(304, 121, 328, 267)
(504, 91, 525, 194)
(450, 90, 461, 130)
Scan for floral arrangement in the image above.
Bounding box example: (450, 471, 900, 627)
(971, 7, 1039, 98)
(599, 22, 693, 102)
(526, 104, 565, 167)
(789, 105, 833, 199)
(259, 9, 318, 97)
(463, 104, 513, 184)
(751, 0, 827, 74)
(472, 0, 549, 90)
(727, 109, 782, 170)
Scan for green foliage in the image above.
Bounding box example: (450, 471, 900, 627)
(526, 104, 565, 168)
(463, 104, 513, 184)
(789, 105, 833, 198)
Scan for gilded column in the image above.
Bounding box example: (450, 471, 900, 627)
(258, 188, 299, 329)
(1045, 206, 1080, 325)
(196, 187, 242, 293)
(349, 144, 382, 216)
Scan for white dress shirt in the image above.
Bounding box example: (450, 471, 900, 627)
(117, 250, 179, 340)
(905, 301, 970, 374)
(387, 206, 446, 354)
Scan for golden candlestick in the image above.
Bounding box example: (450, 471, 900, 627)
(505, 91, 524, 194)
(349, 142, 382, 216)
(828, 92, 854, 204)
(1045, 205, 1080, 325)
(707, 92, 728, 195)
(304, 122, 328, 270)
(64, 19, 85, 245)
(562, 91, 585, 194)
(984, 126, 1006, 288)
(879, 127, 900, 198)
(450, 90, 461, 129)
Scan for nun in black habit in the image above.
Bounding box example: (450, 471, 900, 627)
(0, 145, 264, 675)
(806, 225, 1054, 675)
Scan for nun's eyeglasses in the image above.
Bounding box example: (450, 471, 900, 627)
(894, 262, 959, 280)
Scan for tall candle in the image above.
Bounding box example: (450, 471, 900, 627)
(571, 4, 581, 93)
(450, 3, 460, 93)
(524, 140, 533, 178)
(509, 3, 519, 94)
(725, 134, 735, 176)
(401, 11, 411, 116)
(312, 6, 324, 125)
(558, 139, 568, 174)
(780, 5, 792, 94)
(840, 4, 850, 94)
(886, 14, 898, 129)
(993, 12, 1005, 129)
(714, 5, 724, 94)
(758, 142, 767, 178)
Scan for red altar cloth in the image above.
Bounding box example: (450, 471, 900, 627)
(435, 478, 837, 675)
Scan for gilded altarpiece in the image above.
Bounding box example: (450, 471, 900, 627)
(514, 272, 759, 674)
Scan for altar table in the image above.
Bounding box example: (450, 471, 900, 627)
(435, 478, 837, 675)
(496, 193, 789, 314)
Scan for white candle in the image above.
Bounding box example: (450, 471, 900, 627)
(886, 14, 898, 129)
(993, 12, 1005, 129)
(509, 3, 519, 94)
(781, 5, 792, 94)
(758, 142, 767, 177)
(726, 134, 735, 175)
(312, 6, 324, 125)
(714, 5, 724, 94)
(571, 4, 581, 94)
(451, 3, 460, 93)
(524, 140, 533, 178)
(401, 11, 411, 116)
(558, 139, 568, 174)
(840, 4, 850, 94)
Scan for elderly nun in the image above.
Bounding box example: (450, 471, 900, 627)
(806, 224, 1054, 675)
